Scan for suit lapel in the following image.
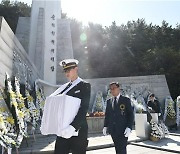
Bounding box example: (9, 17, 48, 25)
(109, 98, 114, 110)
(118, 95, 122, 104)
(116, 95, 123, 110)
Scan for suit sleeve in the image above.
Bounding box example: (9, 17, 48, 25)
(126, 98, 134, 129)
(71, 83, 91, 130)
(157, 100, 162, 113)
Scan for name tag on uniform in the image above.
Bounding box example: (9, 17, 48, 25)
(75, 90, 80, 93)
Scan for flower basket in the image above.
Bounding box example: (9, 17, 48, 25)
(150, 135, 160, 142)
(87, 116, 105, 133)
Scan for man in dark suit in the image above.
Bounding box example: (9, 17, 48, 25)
(147, 93, 161, 113)
(103, 82, 134, 154)
(147, 93, 162, 121)
(54, 59, 91, 154)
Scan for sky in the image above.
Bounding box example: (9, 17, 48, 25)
(2, 0, 180, 27)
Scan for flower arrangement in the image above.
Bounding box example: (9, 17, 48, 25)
(89, 91, 106, 117)
(92, 91, 105, 113)
(149, 121, 169, 141)
(176, 96, 180, 126)
(87, 112, 105, 117)
(26, 90, 40, 128)
(163, 96, 177, 127)
(95, 103, 103, 112)
(14, 77, 31, 133)
(35, 87, 45, 114)
(131, 95, 146, 113)
(4, 73, 25, 147)
(166, 98, 176, 119)
(0, 112, 17, 148)
(0, 113, 8, 135)
(158, 122, 169, 138)
(150, 121, 163, 141)
(0, 73, 44, 150)
(105, 90, 112, 103)
(0, 88, 19, 148)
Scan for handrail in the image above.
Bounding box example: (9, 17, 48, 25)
(35, 79, 61, 88)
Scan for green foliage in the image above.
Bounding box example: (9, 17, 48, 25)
(70, 18, 180, 99)
(0, 0, 31, 32)
(0, 1, 179, 99)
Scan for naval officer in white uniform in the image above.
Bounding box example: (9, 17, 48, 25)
(54, 59, 91, 154)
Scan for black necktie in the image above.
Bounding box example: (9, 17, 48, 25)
(59, 82, 72, 95)
(113, 97, 117, 109)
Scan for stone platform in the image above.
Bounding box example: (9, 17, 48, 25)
(11, 128, 180, 154)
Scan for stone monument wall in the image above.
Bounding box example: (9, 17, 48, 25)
(0, 17, 40, 87)
(85, 75, 170, 111)
(33, 8, 45, 79)
(16, 9, 45, 79)
(15, 17, 30, 53)
(56, 19, 74, 84)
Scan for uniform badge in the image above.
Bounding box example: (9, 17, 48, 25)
(120, 104, 125, 115)
(62, 61, 66, 67)
(75, 90, 80, 93)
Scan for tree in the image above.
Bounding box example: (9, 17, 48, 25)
(0, 0, 31, 32)
(1, 1, 179, 99)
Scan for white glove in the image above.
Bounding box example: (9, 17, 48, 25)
(61, 125, 77, 139)
(124, 127, 131, 137)
(148, 107, 152, 110)
(103, 127, 108, 136)
(158, 113, 161, 116)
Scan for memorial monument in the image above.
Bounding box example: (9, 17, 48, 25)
(1, 0, 171, 108)
(16, 0, 74, 95)
(0, 0, 173, 137)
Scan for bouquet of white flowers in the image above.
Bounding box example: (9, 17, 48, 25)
(158, 122, 169, 138)
(149, 121, 169, 141)
(150, 121, 163, 141)
(131, 95, 146, 113)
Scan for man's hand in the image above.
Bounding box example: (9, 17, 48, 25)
(103, 127, 108, 136)
(61, 125, 77, 139)
(124, 127, 131, 137)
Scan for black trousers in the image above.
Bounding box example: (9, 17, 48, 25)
(54, 130, 88, 154)
(111, 133, 128, 154)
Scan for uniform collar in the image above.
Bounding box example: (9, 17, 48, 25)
(70, 77, 82, 86)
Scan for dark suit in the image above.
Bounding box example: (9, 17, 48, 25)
(54, 80, 91, 154)
(147, 100, 161, 113)
(147, 99, 162, 120)
(104, 95, 134, 154)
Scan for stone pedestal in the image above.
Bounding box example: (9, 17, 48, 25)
(87, 117, 104, 133)
(135, 113, 150, 138)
